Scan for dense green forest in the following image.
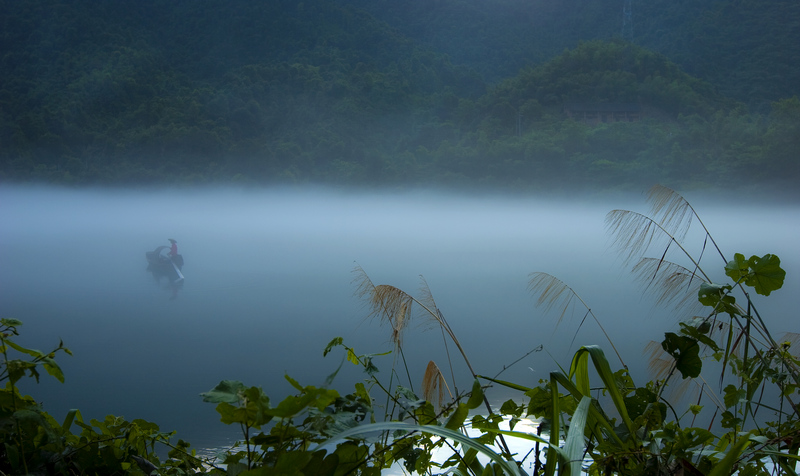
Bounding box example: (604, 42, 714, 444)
(1, 0, 798, 190)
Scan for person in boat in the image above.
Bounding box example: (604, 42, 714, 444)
(167, 238, 184, 269)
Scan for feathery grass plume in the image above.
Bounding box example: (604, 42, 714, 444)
(352, 264, 415, 347)
(605, 208, 713, 284)
(527, 272, 578, 326)
(647, 184, 727, 263)
(631, 258, 705, 314)
(416, 275, 441, 331)
(605, 208, 665, 266)
(421, 360, 452, 412)
(528, 272, 626, 368)
(647, 184, 695, 243)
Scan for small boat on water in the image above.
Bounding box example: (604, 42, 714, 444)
(146, 245, 184, 284)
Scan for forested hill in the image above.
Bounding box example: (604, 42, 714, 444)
(341, 0, 800, 112)
(1, 0, 798, 191)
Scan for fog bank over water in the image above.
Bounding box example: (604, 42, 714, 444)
(1, 185, 798, 448)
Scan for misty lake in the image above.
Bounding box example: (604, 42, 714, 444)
(1, 184, 798, 451)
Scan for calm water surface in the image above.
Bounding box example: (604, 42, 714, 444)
(1, 185, 797, 449)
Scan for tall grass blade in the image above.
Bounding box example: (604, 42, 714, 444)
(570, 346, 638, 445)
(319, 422, 523, 476)
(563, 396, 592, 476)
(706, 433, 752, 476)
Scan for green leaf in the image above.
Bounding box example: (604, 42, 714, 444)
(267, 385, 339, 419)
(723, 384, 746, 409)
(4, 340, 44, 358)
(662, 333, 702, 379)
(570, 346, 637, 444)
(698, 283, 737, 315)
(679, 320, 720, 352)
(346, 348, 360, 365)
(746, 254, 785, 295)
(323, 337, 343, 356)
(725, 253, 786, 295)
(42, 357, 65, 383)
(445, 403, 469, 430)
(724, 253, 749, 282)
(466, 379, 484, 410)
(200, 380, 245, 403)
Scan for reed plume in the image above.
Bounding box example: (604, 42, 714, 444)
(630, 258, 705, 314)
(528, 272, 626, 369)
(421, 361, 452, 413)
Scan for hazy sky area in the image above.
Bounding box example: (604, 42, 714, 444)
(1, 185, 798, 449)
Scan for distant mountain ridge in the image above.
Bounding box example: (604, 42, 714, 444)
(339, 0, 800, 110)
(0, 0, 797, 189)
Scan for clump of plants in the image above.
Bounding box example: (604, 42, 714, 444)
(2, 184, 796, 475)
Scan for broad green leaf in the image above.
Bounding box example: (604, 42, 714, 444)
(745, 254, 785, 295)
(725, 253, 786, 295)
(267, 386, 339, 418)
(724, 253, 749, 282)
(1, 318, 23, 327)
(723, 385, 746, 409)
(525, 386, 553, 419)
(200, 380, 245, 403)
(569, 350, 591, 396)
(571, 346, 637, 444)
(662, 333, 702, 379)
(549, 371, 622, 446)
(698, 283, 738, 315)
(215, 401, 262, 427)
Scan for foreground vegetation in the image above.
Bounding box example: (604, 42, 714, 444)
(1, 185, 797, 475)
